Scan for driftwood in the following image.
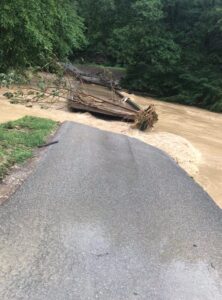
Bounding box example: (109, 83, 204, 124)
(65, 64, 158, 130)
(68, 91, 137, 120)
(133, 105, 158, 131)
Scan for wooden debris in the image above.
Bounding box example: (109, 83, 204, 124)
(68, 90, 137, 120)
(123, 97, 141, 111)
(65, 64, 158, 130)
(133, 105, 158, 131)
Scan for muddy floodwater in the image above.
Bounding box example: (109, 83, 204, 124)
(0, 84, 222, 207)
(125, 92, 222, 207)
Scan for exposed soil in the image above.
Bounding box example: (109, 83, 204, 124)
(0, 84, 222, 207)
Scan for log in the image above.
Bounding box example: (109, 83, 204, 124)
(123, 97, 141, 111)
(68, 101, 135, 120)
(64, 63, 158, 130)
(68, 90, 137, 120)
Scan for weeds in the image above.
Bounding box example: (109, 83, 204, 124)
(0, 116, 58, 180)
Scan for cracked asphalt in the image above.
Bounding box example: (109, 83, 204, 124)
(0, 122, 222, 299)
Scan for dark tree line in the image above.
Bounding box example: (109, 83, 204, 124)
(1, 0, 222, 111)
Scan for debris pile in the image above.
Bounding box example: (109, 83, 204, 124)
(68, 91, 137, 120)
(133, 105, 158, 131)
(65, 64, 158, 130)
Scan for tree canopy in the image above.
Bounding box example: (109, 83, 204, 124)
(1, 0, 222, 111)
(0, 0, 85, 70)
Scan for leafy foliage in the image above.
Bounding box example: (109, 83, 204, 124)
(0, 0, 85, 71)
(76, 0, 222, 112)
(1, 0, 222, 111)
(0, 72, 27, 87)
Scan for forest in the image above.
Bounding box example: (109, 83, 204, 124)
(1, 0, 222, 111)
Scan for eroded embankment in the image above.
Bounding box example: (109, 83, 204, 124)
(0, 85, 222, 207)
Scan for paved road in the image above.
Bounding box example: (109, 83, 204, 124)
(1, 122, 222, 300)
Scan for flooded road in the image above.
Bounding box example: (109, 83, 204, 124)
(0, 85, 222, 207)
(125, 93, 222, 207)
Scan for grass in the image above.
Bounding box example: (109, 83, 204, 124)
(0, 116, 58, 180)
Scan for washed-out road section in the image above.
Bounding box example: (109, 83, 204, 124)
(0, 122, 222, 299)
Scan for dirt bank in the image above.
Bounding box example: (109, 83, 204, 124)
(0, 86, 222, 207)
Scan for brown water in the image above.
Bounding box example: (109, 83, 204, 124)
(124, 92, 222, 207)
(0, 85, 222, 207)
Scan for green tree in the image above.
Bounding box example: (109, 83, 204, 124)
(0, 0, 85, 71)
(76, 0, 115, 60)
(1, 0, 222, 111)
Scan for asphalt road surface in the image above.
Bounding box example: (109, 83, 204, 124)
(1, 122, 222, 300)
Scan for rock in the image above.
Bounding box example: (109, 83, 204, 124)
(26, 103, 33, 108)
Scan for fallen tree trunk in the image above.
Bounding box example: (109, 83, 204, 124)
(65, 64, 158, 130)
(68, 91, 137, 120)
